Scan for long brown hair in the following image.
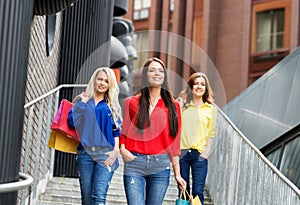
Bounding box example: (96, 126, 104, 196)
(185, 72, 214, 104)
(135, 57, 179, 137)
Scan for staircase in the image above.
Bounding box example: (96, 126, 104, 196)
(36, 157, 213, 205)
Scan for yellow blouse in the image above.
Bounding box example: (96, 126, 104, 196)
(180, 101, 216, 153)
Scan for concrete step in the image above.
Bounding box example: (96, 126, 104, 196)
(36, 202, 80, 205)
(36, 162, 214, 205)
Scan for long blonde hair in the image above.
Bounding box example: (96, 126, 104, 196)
(85, 67, 122, 123)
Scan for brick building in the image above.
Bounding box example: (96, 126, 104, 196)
(123, 0, 300, 105)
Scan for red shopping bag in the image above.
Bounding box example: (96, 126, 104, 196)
(50, 99, 80, 142)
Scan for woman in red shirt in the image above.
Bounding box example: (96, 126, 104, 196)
(120, 57, 186, 205)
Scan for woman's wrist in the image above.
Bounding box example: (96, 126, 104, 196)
(120, 144, 125, 150)
(119, 144, 126, 154)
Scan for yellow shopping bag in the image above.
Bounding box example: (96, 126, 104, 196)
(191, 195, 202, 205)
(48, 130, 78, 154)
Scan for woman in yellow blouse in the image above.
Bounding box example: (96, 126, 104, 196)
(178, 72, 216, 205)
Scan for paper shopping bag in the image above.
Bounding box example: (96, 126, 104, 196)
(48, 130, 78, 154)
(175, 189, 191, 205)
(190, 195, 202, 205)
(51, 99, 79, 142)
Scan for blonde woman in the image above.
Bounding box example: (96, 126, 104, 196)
(68, 67, 122, 205)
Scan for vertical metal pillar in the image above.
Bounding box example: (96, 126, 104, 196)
(0, 0, 34, 204)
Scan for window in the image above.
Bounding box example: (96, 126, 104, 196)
(279, 137, 300, 188)
(256, 9, 284, 52)
(133, 31, 149, 70)
(133, 0, 151, 20)
(263, 125, 300, 189)
(45, 14, 57, 56)
(170, 0, 174, 11)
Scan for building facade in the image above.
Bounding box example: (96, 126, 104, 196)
(123, 0, 300, 105)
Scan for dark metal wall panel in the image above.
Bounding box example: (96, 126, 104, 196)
(55, 0, 115, 177)
(0, 0, 34, 203)
(34, 0, 78, 15)
(113, 0, 128, 16)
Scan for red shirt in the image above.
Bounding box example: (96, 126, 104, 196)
(120, 95, 181, 157)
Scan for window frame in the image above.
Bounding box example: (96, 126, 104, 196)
(262, 124, 300, 189)
(133, 0, 151, 20)
(251, 0, 291, 54)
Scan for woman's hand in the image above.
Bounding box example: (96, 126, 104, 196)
(73, 92, 89, 103)
(104, 149, 119, 166)
(201, 139, 213, 159)
(200, 148, 210, 159)
(120, 146, 136, 162)
(175, 175, 187, 190)
(176, 97, 185, 108)
(78, 92, 89, 103)
(72, 92, 86, 103)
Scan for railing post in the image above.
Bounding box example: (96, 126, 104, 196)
(21, 106, 35, 205)
(43, 96, 53, 175)
(50, 90, 61, 179)
(32, 100, 45, 200)
(42, 95, 53, 185)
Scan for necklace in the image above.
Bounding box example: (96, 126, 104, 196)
(192, 98, 204, 108)
(149, 93, 161, 114)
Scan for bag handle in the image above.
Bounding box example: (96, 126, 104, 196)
(179, 189, 192, 201)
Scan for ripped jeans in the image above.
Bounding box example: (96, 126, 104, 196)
(76, 149, 114, 205)
(123, 152, 170, 205)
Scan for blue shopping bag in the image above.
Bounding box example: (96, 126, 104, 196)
(175, 189, 190, 205)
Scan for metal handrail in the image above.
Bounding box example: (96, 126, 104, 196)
(18, 84, 87, 203)
(217, 106, 300, 196)
(24, 84, 87, 108)
(0, 172, 33, 193)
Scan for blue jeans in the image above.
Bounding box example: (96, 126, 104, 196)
(180, 149, 208, 205)
(123, 153, 170, 205)
(76, 149, 114, 205)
